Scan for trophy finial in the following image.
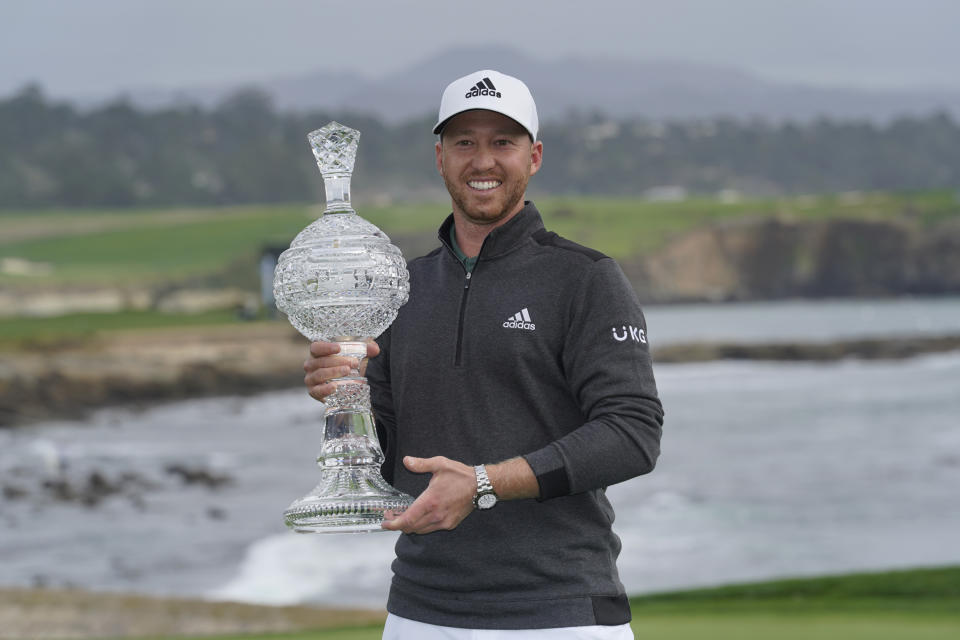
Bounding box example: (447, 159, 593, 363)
(308, 121, 359, 213)
(307, 121, 360, 178)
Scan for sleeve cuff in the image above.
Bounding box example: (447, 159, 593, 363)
(522, 446, 571, 501)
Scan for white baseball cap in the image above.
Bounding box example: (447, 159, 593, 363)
(433, 69, 539, 141)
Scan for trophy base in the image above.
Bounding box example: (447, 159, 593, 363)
(284, 465, 414, 534)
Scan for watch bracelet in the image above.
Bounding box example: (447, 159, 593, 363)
(474, 464, 494, 494)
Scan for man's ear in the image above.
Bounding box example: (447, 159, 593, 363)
(529, 140, 543, 176)
(435, 141, 443, 176)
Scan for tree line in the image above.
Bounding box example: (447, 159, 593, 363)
(2, 85, 959, 209)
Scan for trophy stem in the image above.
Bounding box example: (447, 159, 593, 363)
(284, 340, 414, 533)
(322, 175, 354, 214)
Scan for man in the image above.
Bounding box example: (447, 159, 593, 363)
(303, 69, 663, 639)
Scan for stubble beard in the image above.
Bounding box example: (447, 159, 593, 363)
(444, 170, 530, 227)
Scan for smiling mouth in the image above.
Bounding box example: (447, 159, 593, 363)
(467, 180, 502, 191)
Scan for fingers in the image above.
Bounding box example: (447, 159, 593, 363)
(305, 341, 379, 374)
(381, 456, 476, 535)
(403, 455, 440, 473)
(382, 492, 453, 535)
(304, 341, 357, 401)
(308, 341, 340, 358)
(306, 380, 336, 402)
(304, 363, 353, 386)
(304, 343, 356, 374)
(304, 361, 354, 400)
(382, 497, 433, 533)
(303, 340, 383, 402)
(355, 339, 380, 377)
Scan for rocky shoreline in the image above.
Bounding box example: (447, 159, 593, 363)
(0, 323, 308, 428)
(2, 323, 959, 428)
(625, 217, 960, 303)
(653, 334, 960, 363)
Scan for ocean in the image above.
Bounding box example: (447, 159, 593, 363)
(1, 297, 959, 607)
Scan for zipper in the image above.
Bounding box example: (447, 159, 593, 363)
(444, 228, 489, 368)
(454, 270, 472, 366)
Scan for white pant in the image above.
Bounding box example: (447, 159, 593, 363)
(383, 614, 634, 640)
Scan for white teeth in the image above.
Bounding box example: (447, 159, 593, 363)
(468, 180, 501, 190)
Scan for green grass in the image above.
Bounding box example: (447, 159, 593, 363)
(0, 204, 317, 284)
(1, 191, 958, 347)
(536, 189, 960, 257)
(106, 567, 960, 640)
(628, 615, 958, 640)
(361, 201, 452, 234)
(629, 565, 960, 615)
(1, 191, 957, 288)
(127, 617, 959, 640)
(0, 309, 248, 349)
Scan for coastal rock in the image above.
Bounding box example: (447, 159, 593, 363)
(0, 323, 306, 427)
(652, 335, 960, 363)
(40, 471, 146, 507)
(629, 217, 960, 302)
(165, 463, 233, 488)
(0, 286, 256, 319)
(1, 470, 157, 508)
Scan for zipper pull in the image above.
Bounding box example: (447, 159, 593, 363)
(464, 272, 472, 288)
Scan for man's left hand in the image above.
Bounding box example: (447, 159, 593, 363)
(382, 456, 476, 534)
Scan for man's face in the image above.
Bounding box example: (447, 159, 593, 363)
(435, 110, 543, 227)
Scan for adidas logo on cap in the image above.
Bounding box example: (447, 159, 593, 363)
(465, 77, 502, 99)
(502, 308, 535, 331)
(434, 69, 539, 141)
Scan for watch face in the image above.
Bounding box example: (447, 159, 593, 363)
(477, 493, 497, 510)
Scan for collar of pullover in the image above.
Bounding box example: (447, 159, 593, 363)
(438, 201, 545, 263)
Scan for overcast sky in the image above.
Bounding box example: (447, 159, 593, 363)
(3, 0, 959, 99)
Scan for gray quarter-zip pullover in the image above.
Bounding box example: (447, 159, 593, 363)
(367, 201, 663, 629)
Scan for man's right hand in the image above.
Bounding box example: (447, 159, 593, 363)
(303, 340, 380, 402)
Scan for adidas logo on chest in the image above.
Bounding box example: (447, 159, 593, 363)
(503, 308, 536, 331)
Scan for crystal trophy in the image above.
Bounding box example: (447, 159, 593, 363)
(273, 122, 413, 533)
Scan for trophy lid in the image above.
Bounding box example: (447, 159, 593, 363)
(308, 122, 359, 179)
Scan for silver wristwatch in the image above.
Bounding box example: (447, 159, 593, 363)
(473, 464, 498, 510)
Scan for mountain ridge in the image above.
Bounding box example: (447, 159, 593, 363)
(67, 46, 960, 123)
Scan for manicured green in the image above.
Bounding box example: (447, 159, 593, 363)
(0, 309, 249, 349)
(629, 615, 959, 639)
(0, 204, 317, 284)
(2, 191, 956, 288)
(105, 566, 959, 640)
(126, 616, 960, 640)
(361, 201, 452, 234)
(629, 565, 960, 617)
(535, 189, 960, 258)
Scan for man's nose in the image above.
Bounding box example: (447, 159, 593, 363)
(471, 145, 496, 170)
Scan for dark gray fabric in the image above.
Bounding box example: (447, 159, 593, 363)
(367, 202, 663, 629)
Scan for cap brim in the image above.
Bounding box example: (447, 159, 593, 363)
(432, 117, 451, 135)
(433, 109, 535, 140)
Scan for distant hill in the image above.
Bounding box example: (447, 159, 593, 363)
(85, 46, 960, 123)
(3, 83, 959, 207)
